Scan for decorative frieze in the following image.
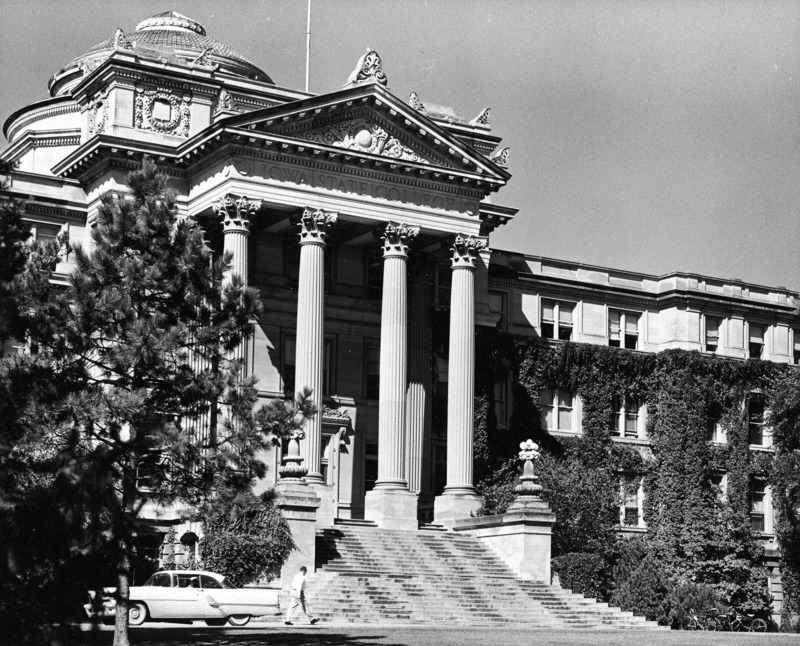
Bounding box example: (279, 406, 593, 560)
(88, 89, 109, 135)
(302, 118, 428, 164)
(449, 233, 487, 269)
(381, 222, 419, 259)
(134, 85, 192, 137)
(298, 207, 338, 245)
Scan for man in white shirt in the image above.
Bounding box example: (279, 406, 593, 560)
(284, 566, 318, 625)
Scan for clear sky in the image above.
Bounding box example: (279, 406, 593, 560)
(1, 0, 799, 290)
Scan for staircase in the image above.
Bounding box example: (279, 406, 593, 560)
(308, 522, 665, 629)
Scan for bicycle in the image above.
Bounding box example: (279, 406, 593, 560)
(679, 608, 705, 630)
(730, 609, 768, 632)
(703, 607, 724, 631)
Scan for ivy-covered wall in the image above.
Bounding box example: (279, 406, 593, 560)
(473, 332, 800, 629)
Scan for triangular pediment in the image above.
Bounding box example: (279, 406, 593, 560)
(222, 84, 509, 182)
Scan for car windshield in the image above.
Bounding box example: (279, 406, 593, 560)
(144, 572, 172, 587)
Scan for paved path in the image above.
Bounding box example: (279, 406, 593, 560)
(71, 622, 800, 646)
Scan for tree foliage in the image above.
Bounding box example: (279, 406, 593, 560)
(200, 489, 295, 587)
(1, 159, 311, 646)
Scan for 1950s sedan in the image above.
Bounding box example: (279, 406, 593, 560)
(85, 570, 279, 626)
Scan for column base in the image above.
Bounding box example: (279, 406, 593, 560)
(433, 491, 482, 527)
(364, 488, 418, 531)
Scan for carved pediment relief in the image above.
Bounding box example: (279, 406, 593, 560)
(301, 117, 430, 164)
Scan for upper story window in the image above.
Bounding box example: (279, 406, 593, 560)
(710, 473, 727, 506)
(750, 480, 769, 533)
(793, 329, 800, 365)
(494, 377, 509, 427)
(620, 476, 645, 528)
(541, 300, 574, 341)
(705, 316, 721, 354)
(364, 342, 380, 400)
(489, 291, 508, 331)
(609, 395, 644, 439)
(283, 333, 335, 396)
(748, 393, 768, 447)
(541, 387, 578, 433)
(705, 418, 726, 444)
(748, 324, 765, 359)
(609, 310, 640, 350)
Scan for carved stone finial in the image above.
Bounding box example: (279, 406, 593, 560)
(381, 222, 419, 259)
(470, 107, 491, 126)
(448, 233, 487, 269)
(491, 146, 509, 167)
(213, 194, 260, 232)
(514, 439, 543, 496)
(114, 28, 124, 50)
(298, 208, 338, 245)
(278, 432, 308, 480)
(216, 88, 234, 113)
(345, 48, 388, 88)
(409, 92, 426, 113)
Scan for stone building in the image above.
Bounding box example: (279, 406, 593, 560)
(2, 11, 797, 606)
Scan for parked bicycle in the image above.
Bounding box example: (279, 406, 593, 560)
(679, 608, 706, 630)
(729, 609, 768, 632)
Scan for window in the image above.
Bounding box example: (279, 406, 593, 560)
(748, 394, 766, 446)
(620, 476, 644, 527)
(748, 324, 765, 359)
(705, 418, 725, 444)
(705, 317, 721, 354)
(148, 573, 172, 587)
(494, 377, 509, 427)
(364, 442, 379, 491)
(710, 473, 727, 506)
(489, 291, 508, 331)
(33, 222, 61, 245)
(541, 388, 576, 432)
(283, 334, 335, 396)
(793, 330, 800, 365)
(541, 300, 574, 341)
(609, 395, 642, 439)
(609, 310, 640, 349)
(201, 575, 223, 589)
(750, 480, 766, 533)
(282, 334, 296, 395)
(365, 342, 380, 400)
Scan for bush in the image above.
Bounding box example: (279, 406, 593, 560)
(611, 550, 673, 624)
(667, 581, 719, 628)
(551, 552, 609, 601)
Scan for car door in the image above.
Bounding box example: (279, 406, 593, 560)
(163, 573, 204, 619)
(139, 572, 173, 617)
(199, 574, 228, 620)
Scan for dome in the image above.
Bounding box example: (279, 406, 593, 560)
(50, 11, 273, 96)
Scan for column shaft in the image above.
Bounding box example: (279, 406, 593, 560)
(294, 208, 337, 484)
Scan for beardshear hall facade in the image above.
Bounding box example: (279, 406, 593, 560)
(3, 12, 799, 603)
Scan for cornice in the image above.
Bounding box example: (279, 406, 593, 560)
(4, 98, 81, 142)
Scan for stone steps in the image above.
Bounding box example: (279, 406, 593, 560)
(310, 525, 666, 629)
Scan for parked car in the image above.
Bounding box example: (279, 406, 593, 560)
(84, 570, 279, 626)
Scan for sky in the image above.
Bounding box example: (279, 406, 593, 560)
(1, 0, 799, 290)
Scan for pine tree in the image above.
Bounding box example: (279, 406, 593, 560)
(16, 158, 312, 646)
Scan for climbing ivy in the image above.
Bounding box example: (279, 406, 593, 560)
(474, 338, 797, 620)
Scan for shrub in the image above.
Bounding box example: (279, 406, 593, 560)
(667, 581, 719, 628)
(611, 550, 673, 624)
(551, 552, 609, 601)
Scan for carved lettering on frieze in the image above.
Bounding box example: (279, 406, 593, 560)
(134, 85, 192, 137)
(302, 118, 428, 164)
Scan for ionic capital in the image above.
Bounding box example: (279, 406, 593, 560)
(213, 194, 261, 233)
(298, 207, 338, 245)
(448, 233, 487, 269)
(381, 222, 419, 259)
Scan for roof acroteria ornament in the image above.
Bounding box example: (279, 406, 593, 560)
(344, 48, 388, 88)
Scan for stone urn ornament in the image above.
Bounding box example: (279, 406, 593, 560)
(515, 439, 543, 496)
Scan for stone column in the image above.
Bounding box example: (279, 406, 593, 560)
(434, 234, 487, 525)
(365, 222, 419, 530)
(406, 258, 434, 505)
(294, 207, 337, 484)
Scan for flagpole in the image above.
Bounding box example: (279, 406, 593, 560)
(305, 0, 311, 93)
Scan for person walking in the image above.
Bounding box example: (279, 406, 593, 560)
(285, 566, 319, 625)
